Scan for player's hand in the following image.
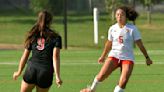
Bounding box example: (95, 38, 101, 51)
(13, 71, 21, 80)
(56, 77, 63, 88)
(146, 58, 153, 66)
(98, 56, 105, 64)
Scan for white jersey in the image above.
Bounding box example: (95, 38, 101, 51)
(108, 23, 141, 62)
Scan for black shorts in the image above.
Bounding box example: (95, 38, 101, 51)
(23, 63, 53, 88)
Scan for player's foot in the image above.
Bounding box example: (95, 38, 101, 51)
(80, 88, 94, 92)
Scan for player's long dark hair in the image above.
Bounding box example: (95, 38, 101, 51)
(116, 6, 139, 21)
(24, 10, 59, 49)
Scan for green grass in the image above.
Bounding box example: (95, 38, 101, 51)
(0, 49, 164, 92)
(0, 12, 164, 91)
(0, 13, 164, 49)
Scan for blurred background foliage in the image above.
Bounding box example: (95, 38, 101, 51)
(0, 0, 164, 49)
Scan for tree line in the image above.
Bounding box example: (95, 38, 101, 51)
(30, 0, 164, 24)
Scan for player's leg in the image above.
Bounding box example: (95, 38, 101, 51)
(114, 60, 134, 92)
(21, 64, 36, 92)
(80, 57, 119, 92)
(20, 80, 35, 92)
(36, 67, 53, 92)
(96, 57, 119, 82)
(36, 86, 50, 92)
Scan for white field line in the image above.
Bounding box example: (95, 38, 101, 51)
(0, 61, 164, 65)
(134, 50, 164, 55)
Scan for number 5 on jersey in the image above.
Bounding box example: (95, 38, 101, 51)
(118, 36, 123, 44)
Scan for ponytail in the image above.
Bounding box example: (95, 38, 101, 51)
(38, 11, 46, 36)
(24, 10, 57, 49)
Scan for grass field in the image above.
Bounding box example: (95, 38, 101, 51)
(0, 49, 164, 92)
(0, 13, 164, 49)
(0, 12, 164, 91)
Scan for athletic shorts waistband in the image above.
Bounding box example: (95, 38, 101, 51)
(108, 57, 134, 65)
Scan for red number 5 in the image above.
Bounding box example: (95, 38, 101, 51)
(119, 36, 123, 43)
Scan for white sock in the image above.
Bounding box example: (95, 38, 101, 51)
(90, 77, 100, 91)
(114, 85, 124, 92)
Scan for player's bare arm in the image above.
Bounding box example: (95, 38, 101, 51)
(98, 40, 112, 63)
(13, 49, 31, 80)
(135, 39, 153, 65)
(53, 47, 63, 87)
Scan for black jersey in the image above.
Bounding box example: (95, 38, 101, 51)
(27, 35, 62, 69)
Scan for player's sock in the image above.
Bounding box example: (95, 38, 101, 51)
(114, 85, 124, 92)
(90, 77, 100, 91)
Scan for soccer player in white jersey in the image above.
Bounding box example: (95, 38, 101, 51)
(80, 6, 153, 92)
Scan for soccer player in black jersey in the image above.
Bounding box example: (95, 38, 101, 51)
(13, 10, 62, 92)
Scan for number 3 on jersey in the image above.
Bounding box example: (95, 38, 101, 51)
(118, 36, 123, 44)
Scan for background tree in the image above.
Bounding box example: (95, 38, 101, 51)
(30, 0, 63, 14)
(139, 0, 164, 24)
(49, 0, 63, 14)
(143, 0, 152, 24)
(30, 0, 49, 13)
